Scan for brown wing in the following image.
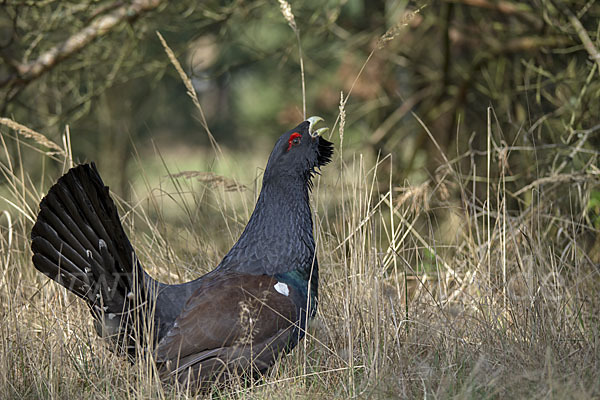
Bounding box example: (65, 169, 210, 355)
(155, 272, 298, 387)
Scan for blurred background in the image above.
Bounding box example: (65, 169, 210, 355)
(1, 0, 599, 257)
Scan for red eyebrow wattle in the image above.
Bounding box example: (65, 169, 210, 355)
(287, 132, 301, 151)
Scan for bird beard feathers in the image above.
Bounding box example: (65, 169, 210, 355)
(306, 136, 334, 190)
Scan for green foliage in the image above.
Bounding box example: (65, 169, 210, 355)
(588, 190, 600, 229)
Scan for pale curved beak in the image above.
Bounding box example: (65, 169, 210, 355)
(306, 116, 329, 138)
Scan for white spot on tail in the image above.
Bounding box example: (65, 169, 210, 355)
(274, 282, 289, 296)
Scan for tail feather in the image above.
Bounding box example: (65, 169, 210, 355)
(31, 251, 90, 299)
(45, 184, 106, 261)
(32, 216, 92, 273)
(60, 171, 128, 274)
(31, 163, 150, 348)
(72, 169, 137, 279)
(35, 206, 100, 269)
(42, 182, 130, 296)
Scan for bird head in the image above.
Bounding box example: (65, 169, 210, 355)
(263, 116, 334, 185)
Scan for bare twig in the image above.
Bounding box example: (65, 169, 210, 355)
(550, 0, 600, 71)
(86, 1, 126, 23)
(513, 171, 598, 197)
(0, 0, 165, 89)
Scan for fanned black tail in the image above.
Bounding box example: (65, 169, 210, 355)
(31, 163, 152, 352)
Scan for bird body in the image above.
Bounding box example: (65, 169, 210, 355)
(30, 117, 333, 388)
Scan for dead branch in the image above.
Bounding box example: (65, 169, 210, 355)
(0, 0, 165, 89)
(513, 172, 599, 197)
(550, 0, 600, 71)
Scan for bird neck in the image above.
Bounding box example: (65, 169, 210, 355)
(218, 175, 318, 283)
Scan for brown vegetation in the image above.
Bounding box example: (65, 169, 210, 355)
(1, 0, 599, 398)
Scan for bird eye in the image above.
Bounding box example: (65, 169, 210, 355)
(287, 133, 302, 151)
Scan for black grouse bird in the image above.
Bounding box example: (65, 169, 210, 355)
(30, 117, 333, 388)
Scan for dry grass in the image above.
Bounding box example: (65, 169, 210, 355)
(2, 1, 600, 397)
(0, 110, 599, 400)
